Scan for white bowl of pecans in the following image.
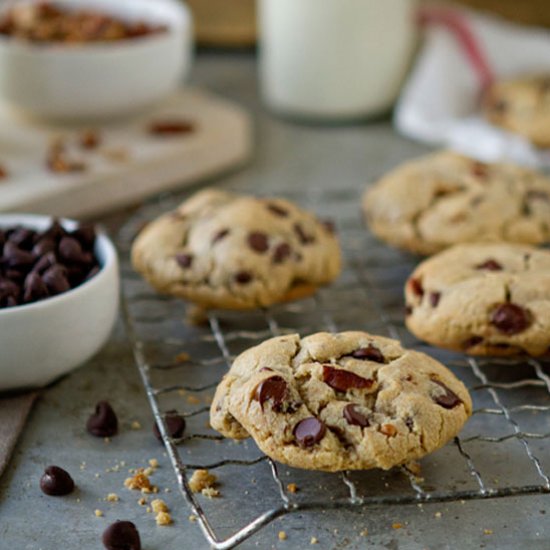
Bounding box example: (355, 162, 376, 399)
(0, 214, 119, 390)
(0, 0, 192, 121)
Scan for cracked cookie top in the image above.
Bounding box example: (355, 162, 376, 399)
(131, 189, 342, 310)
(405, 243, 550, 357)
(362, 150, 550, 255)
(484, 74, 550, 148)
(210, 331, 471, 471)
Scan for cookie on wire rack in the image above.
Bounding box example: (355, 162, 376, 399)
(405, 243, 550, 357)
(362, 150, 550, 255)
(210, 331, 471, 472)
(484, 74, 550, 148)
(131, 188, 342, 310)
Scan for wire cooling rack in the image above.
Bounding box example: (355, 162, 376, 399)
(117, 187, 550, 549)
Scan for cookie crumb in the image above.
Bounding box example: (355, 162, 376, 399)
(94, 509, 104, 517)
(187, 395, 201, 405)
(149, 458, 159, 469)
(146, 506, 152, 514)
(156, 511, 173, 526)
(104, 437, 111, 444)
(360, 529, 369, 537)
(310, 536, 318, 544)
(278, 531, 287, 541)
(189, 515, 197, 522)
(287, 483, 298, 493)
(151, 499, 169, 514)
(124, 469, 156, 493)
(131, 421, 142, 430)
(201, 487, 220, 498)
(434, 512, 442, 518)
(484, 529, 493, 535)
(174, 351, 191, 363)
(189, 469, 217, 493)
(105, 493, 119, 502)
(392, 523, 403, 530)
(138, 497, 147, 506)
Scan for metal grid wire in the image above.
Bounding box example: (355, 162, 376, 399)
(117, 187, 550, 549)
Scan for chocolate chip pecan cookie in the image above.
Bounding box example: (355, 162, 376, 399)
(362, 151, 550, 255)
(405, 243, 550, 357)
(484, 74, 550, 148)
(210, 332, 471, 471)
(131, 189, 341, 310)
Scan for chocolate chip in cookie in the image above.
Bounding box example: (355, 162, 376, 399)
(294, 417, 326, 447)
(490, 303, 531, 335)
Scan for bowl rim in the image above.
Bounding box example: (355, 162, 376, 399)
(0, 213, 118, 317)
(0, 0, 190, 54)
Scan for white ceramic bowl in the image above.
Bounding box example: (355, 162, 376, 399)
(0, 0, 192, 121)
(0, 214, 119, 391)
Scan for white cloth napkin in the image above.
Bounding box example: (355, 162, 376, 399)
(395, 8, 550, 168)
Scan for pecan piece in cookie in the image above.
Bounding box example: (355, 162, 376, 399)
(322, 366, 373, 392)
(476, 259, 503, 271)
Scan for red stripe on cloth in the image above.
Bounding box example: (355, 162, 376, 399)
(418, 7, 495, 90)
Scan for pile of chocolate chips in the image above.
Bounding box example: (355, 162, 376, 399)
(0, 219, 100, 309)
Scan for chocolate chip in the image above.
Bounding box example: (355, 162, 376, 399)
(42, 219, 66, 242)
(3, 242, 35, 269)
(175, 253, 193, 268)
(322, 365, 373, 392)
(153, 410, 186, 441)
(294, 417, 326, 447)
(23, 272, 49, 303)
(212, 228, 229, 244)
(58, 236, 86, 264)
(409, 277, 424, 297)
(273, 242, 291, 264)
(32, 238, 56, 257)
(86, 401, 118, 437)
(432, 380, 461, 409)
(266, 203, 288, 217)
(347, 344, 385, 363)
(476, 259, 503, 271)
(102, 521, 141, 550)
(248, 232, 269, 253)
(405, 305, 413, 316)
(294, 222, 315, 244)
(39, 465, 75, 496)
(32, 251, 57, 275)
(463, 335, 483, 348)
(429, 291, 441, 307)
(490, 303, 531, 335)
(8, 227, 36, 248)
(71, 224, 96, 249)
(79, 130, 100, 150)
(343, 404, 369, 427)
(255, 376, 288, 411)
(235, 271, 252, 284)
(42, 264, 70, 294)
(0, 277, 20, 300)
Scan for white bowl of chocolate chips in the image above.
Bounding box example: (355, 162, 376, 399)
(0, 214, 119, 391)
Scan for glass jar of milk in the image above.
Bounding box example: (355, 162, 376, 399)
(258, 0, 417, 121)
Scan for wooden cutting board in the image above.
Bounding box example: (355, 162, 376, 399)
(0, 88, 253, 219)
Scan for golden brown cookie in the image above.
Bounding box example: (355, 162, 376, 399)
(131, 189, 342, 310)
(363, 150, 550, 255)
(405, 243, 550, 356)
(210, 331, 472, 471)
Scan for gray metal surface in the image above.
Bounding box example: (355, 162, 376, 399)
(1, 53, 550, 550)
